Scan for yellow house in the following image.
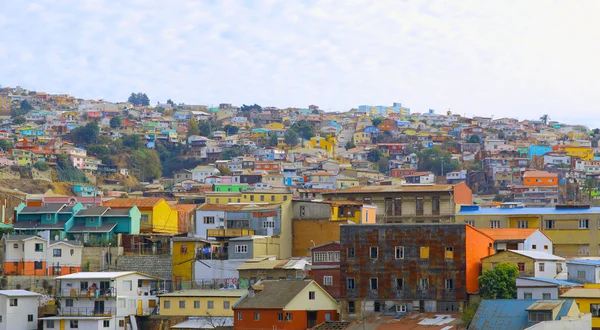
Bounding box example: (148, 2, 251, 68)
(159, 289, 246, 317)
(171, 237, 227, 285)
(205, 189, 292, 205)
(558, 146, 594, 161)
(561, 284, 600, 328)
(353, 130, 371, 144)
(309, 135, 337, 155)
(265, 122, 285, 130)
(103, 198, 179, 234)
(336, 175, 360, 189)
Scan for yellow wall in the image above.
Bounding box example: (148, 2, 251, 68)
(566, 297, 600, 328)
(508, 217, 540, 229)
(309, 136, 336, 155)
(172, 241, 198, 282)
(482, 253, 535, 277)
(160, 295, 240, 317)
(151, 200, 179, 233)
(284, 282, 338, 310)
(330, 206, 361, 223)
(242, 192, 291, 204)
(336, 178, 359, 189)
(353, 131, 370, 144)
(206, 193, 243, 204)
(563, 147, 593, 161)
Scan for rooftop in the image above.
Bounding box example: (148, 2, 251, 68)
(478, 228, 540, 241)
(0, 290, 41, 297)
(103, 198, 163, 209)
(158, 289, 246, 298)
(321, 184, 457, 194)
(233, 280, 312, 309)
(56, 271, 157, 280)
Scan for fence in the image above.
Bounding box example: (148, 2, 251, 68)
(60, 307, 117, 317)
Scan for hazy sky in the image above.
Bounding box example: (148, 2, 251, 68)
(2, 0, 600, 127)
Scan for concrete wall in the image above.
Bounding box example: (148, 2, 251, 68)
(292, 219, 342, 257)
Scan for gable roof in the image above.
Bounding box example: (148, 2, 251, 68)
(103, 198, 163, 209)
(478, 228, 543, 241)
(233, 280, 312, 309)
(509, 250, 565, 261)
(470, 299, 573, 330)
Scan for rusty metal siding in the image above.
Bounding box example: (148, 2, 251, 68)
(340, 224, 468, 302)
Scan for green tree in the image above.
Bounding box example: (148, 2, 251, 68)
(417, 147, 461, 175)
(130, 149, 161, 181)
(377, 157, 390, 174)
(198, 120, 220, 137)
(240, 104, 262, 114)
(122, 134, 144, 150)
(371, 117, 384, 127)
(11, 100, 33, 117)
(468, 135, 482, 144)
(367, 149, 383, 163)
(0, 140, 13, 151)
(478, 263, 518, 299)
(540, 114, 550, 125)
(33, 161, 50, 171)
(12, 117, 25, 125)
(109, 116, 122, 129)
(86, 144, 111, 164)
(461, 301, 480, 325)
(345, 140, 356, 150)
(166, 99, 175, 106)
(284, 129, 299, 146)
(187, 119, 200, 136)
(583, 178, 598, 201)
(268, 134, 279, 147)
(222, 147, 243, 160)
(223, 124, 239, 136)
(127, 93, 150, 106)
(290, 120, 315, 140)
(218, 165, 232, 176)
(69, 121, 99, 145)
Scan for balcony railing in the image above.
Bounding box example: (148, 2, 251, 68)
(58, 288, 116, 298)
(60, 307, 117, 317)
(207, 228, 254, 237)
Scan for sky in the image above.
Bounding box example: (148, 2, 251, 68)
(2, 0, 600, 127)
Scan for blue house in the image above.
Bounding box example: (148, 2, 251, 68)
(66, 206, 141, 243)
(363, 126, 380, 134)
(528, 145, 553, 159)
(14, 203, 85, 238)
(73, 184, 99, 197)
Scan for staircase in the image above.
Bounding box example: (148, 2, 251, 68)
(312, 321, 352, 330)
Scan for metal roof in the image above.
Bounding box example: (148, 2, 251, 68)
(67, 222, 117, 233)
(158, 289, 246, 298)
(75, 207, 109, 217)
(508, 250, 565, 261)
(0, 290, 41, 297)
(566, 259, 600, 266)
(518, 277, 582, 286)
(525, 300, 564, 311)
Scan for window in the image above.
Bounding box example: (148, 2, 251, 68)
(254, 312, 260, 321)
(250, 195, 254, 201)
(53, 248, 62, 257)
(309, 291, 315, 299)
(34, 261, 43, 269)
(9, 298, 17, 306)
(579, 244, 590, 256)
(416, 197, 424, 215)
(347, 247, 355, 259)
(285, 313, 293, 321)
(545, 220, 555, 229)
(271, 195, 275, 202)
(325, 312, 332, 321)
(119, 320, 125, 327)
(208, 301, 214, 309)
(180, 244, 188, 254)
(532, 244, 537, 249)
(396, 278, 404, 290)
(396, 304, 407, 313)
(419, 278, 429, 291)
(395, 246, 404, 259)
(466, 220, 474, 226)
(284, 196, 288, 201)
(348, 301, 356, 314)
(445, 279, 453, 291)
(262, 220, 275, 228)
(124, 280, 132, 291)
(203, 216, 215, 224)
(445, 247, 454, 259)
(179, 300, 185, 308)
(539, 263, 545, 272)
(237, 311, 243, 320)
(66, 299, 74, 307)
(323, 276, 333, 286)
(278, 312, 284, 321)
(35, 243, 43, 252)
(46, 214, 52, 220)
(385, 198, 393, 216)
(370, 278, 378, 290)
(141, 214, 149, 223)
(432, 196, 440, 215)
(394, 198, 402, 216)
(517, 220, 528, 228)
(260, 195, 265, 202)
(347, 278, 355, 289)
(544, 245, 549, 250)
(420, 247, 429, 259)
(517, 263, 526, 272)
(529, 311, 552, 322)
(579, 219, 589, 229)
(364, 197, 371, 205)
(542, 293, 551, 299)
(70, 249, 74, 256)
(70, 320, 79, 328)
(370, 247, 378, 259)
(47, 320, 55, 328)
(314, 251, 340, 262)
(592, 304, 600, 317)
(13, 243, 18, 249)
(490, 220, 500, 228)
(164, 300, 170, 309)
(224, 301, 230, 309)
(235, 245, 248, 253)
(28, 314, 33, 322)
(103, 320, 110, 327)
(523, 292, 532, 299)
(577, 270, 586, 279)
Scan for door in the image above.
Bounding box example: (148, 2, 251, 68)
(137, 299, 143, 315)
(307, 311, 317, 328)
(266, 217, 274, 236)
(94, 300, 104, 315)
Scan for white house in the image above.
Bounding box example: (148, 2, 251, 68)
(48, 240, 84, 276)
(191, 166, 220, 183)
(483, 250, 566, 280)
(516, 278, 581, 300)
(0, 290, 41, 330)
(195, 205, 225, 239)
(479, 228, 553, 254)
(41, 272, 161, 330)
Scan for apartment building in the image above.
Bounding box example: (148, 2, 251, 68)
(0, 290, 40, 330)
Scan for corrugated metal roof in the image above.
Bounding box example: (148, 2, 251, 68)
(525, 300, 564, 311)
(103, 198, 163, 209)
(508, 250, 565, 261)
(561, 288, 600, 298)
(519, 277, 582, 286)
(470, 299, 573, 330)
(566, 258, 600, 266)
(233, 280, 312, 309)
(158, 289, 245, 298)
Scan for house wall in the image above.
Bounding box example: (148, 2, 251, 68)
(194, 260, 244, 282)
(48, 243, 82, 269)
(151, 200, 179, 234)
(160, 295, 240, 317)
(195, 210, 224, 239)
(465, 226, 495, 293)
(523, 231, 553, 252)
(172, 240, 200, 283)
(0, 294, 39, 330)
(565, 297, 600, 328)
(292, 220, 342, 257)
(516, 279, 559, 299)
(566, 263, 599, 283)
(313, 268, 341, 300)
(234, 309, 338, 330)
(482, 252, 535, 277)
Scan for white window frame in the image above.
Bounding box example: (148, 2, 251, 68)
(396, 303, 407, 313)
(419, 278, 429, 291)
(579, 219, 589, 229)
(235, 245, 248, 254)
(395, 246, 404, 259)
(262, 220, 275, 228)
(204, 216, 215, 224)
(323, 275, 333, 286)
(517, 220, 528, 228)
(490, 220, 500, 228)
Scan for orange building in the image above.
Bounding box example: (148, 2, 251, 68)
(233, 280, 339, 330)
(522, 170, 558, 187)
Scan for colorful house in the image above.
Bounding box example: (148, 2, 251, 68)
(103, 198, 179, 234)
(553, 145, 594, 161)
(159, 289, 246, 317)
(560, 284, 600, 328)
(233, 280, 339, 330)
(309, 135, 336, 156)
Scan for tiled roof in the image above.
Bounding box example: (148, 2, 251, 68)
(233, 280, 312, 309)
(522, 170, 558, 178)
(478, 228, 539, 241)
(103, 198, 163, 209)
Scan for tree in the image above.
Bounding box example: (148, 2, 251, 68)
(416, 147, 461, 175)
(462, 301, 480, 325)
(11, 100, 33, 117)
(166, 99, 175, 106)
(240, 104, 262, 114)
(345, 140, 356, 150)
(268, 134, 279, 147)
(12, 117, 25, 125)
(130, 149, 161, 182)
(109, 116, 122, 129)
(540, 114, 550, 125)
(218, 166, 232, 176)
(371, 117, 384, 127)
(583, 178, 598, 201)
(127, 93, 150, 106)
(187, 119, 200, 137)
(122, 134, 144, 150)
(223, 124, 239, 136)
(377, 157, 389, 174)
(284, 129, 299, 146)
(0, 140, 13, 152)
(290, 120, 315, 140)
(468, 135, 482, 144)
(478, 263, 518, 299)
(222, 147, 244, 160)
(69, 121, 99, 145)
(33, 161, 49, 171)
(367, 149, 383, 163)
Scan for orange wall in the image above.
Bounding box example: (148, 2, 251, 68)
(48, 266, 81, 276)
(523, 176, 558, 187)
(4, 261, 47, 276)
(234, 309, 338, 330)
(465, 226, 494, 294)
(292, 220, 342, 257)
(454, 182, 473, 205)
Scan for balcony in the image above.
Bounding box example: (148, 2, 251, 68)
(57, 288, 116, 298)
(60, 307, 117, 317)
(207, 228, 254, 238)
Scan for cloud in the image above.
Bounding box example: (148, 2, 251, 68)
(1, 0, 600, 126)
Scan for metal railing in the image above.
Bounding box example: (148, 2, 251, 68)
(58, 288, 117, 298)
(60, 307, 117, 317)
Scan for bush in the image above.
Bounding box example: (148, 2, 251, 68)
(33, 161, 50, 171)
